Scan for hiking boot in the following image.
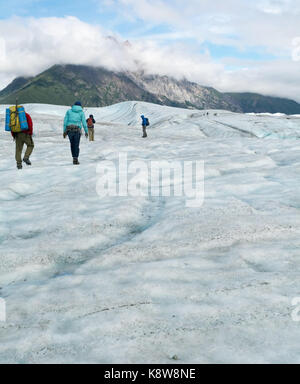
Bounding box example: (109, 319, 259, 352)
(17, 163, 22, 170)
(73, 158, 80, 165)
(23, 158, 32, 166)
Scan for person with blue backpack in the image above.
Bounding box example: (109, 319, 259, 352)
(5, 103, 34, 169)
(141, 115, 149, 138)
(63, 101, 88, 165)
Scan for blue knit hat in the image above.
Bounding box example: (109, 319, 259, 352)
(74, 101, 82, 106)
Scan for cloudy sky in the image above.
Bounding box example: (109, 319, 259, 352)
(1, 0, 300, 101)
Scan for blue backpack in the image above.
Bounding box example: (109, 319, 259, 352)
(5, 105, 28, 132)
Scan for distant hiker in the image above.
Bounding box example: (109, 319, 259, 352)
(141, 115, 149, 138)
(86, 114, 96, 141)
(63, 101, 88, 165)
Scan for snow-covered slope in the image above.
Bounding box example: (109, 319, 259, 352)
(0, 102, 300, 363)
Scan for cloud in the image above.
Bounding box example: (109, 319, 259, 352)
(292, 37, 300, 61)
(0, 15, 222, 87)
(218, 59, 300, 100)
(0, 13, 300, 103)
(0, 16, 138, 77)
(102, 0, 300, 53)
(257, 0, 294, 14)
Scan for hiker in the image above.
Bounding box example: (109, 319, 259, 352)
(12, 112, 34, 170)
(86, 114, 96, 141)
(63, 101, 88, 165)
(141, 115, 149, 138)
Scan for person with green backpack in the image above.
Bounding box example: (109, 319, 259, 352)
(5, 104, 34, 169)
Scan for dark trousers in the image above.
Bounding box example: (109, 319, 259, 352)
(68, 131, 81, 158)
(142, 125, 147, 137)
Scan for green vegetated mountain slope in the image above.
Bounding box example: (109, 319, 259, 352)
(0, 65, 163, 107)
(0, 77, 33, 98)
(225, 92, 300, 114)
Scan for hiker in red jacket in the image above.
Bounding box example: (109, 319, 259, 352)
(12, 113, 34, 169)
(86, 114, 96, 141)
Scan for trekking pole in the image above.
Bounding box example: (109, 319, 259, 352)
(15, 98, 19, 130)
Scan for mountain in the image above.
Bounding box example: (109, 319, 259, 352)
(0, 76, 33, 98)
(1, 64, 300, 114)
(0, 65, 163, 107)
(225, 92, 300, 115)
(0, 64, 239, 111)
(126, 72, 241, 111)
